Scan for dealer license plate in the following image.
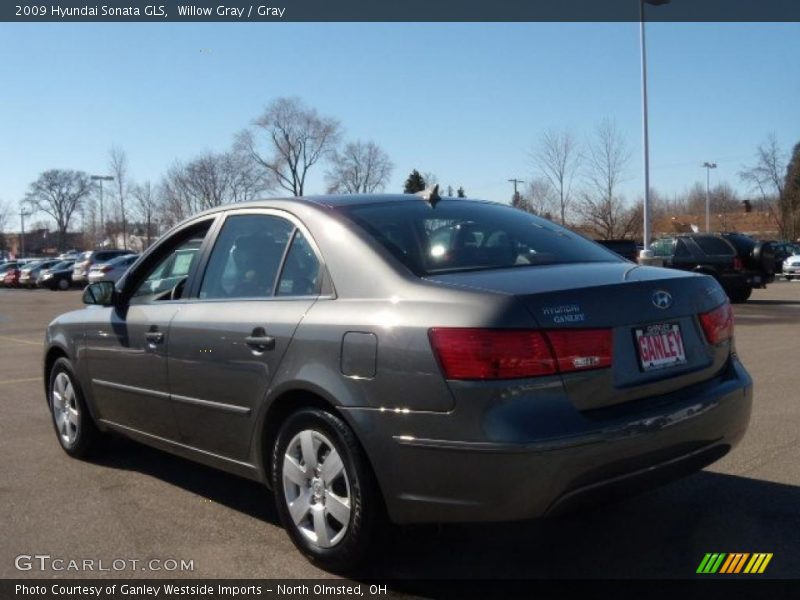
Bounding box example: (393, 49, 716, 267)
(635, 322, 687, 371)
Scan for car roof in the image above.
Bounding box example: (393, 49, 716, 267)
(189, 194, 497, 218)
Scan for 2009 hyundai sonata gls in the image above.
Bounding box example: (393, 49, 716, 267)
(44, 193, 752, 569)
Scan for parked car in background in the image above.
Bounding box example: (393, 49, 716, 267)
(44, 194, 752, 570)
(58, 250, 82, 261)
(650, 234, 753, 302)
(595, 239, 639, 262)
(87, 254, 139, 284)
(72, 250, 132, 284)
(772, 241, 800, 275)
(37, 260, 76, 290)
(0, 261, 22, 281)
(3, 265, 21, 288)
(19, 259, 61, 288)
(782, 250, 800, 280)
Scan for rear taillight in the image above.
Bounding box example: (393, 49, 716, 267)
(546, 329, 613, 372)
(100, 266, 112, 273)
(429, 328, 612, 381)
(733, 256, 744, 271)
(699, 301, 734, 345)
(429, 329, 556, 380)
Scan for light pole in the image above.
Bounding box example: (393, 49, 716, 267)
(702, 162, 717, 232)
(639, 0, 670, 260)
(91, 175, 114, 248)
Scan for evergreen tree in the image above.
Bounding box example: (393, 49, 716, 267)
(403, 169, 426, 194)
(457, 186, 466, 198)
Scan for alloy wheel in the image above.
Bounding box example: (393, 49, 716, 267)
(52, 372, 80, 446)
(282, 429, 352, 549)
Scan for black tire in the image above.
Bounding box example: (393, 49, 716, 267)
(271, 407, 385, 573)
(728, 285, 753, 303)
(48, 357, 103, 458)
(57, 278, 70, 291)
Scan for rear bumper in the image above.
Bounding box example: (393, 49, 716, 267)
(782, 267, 800, 277)
(347, 356, 752, 524)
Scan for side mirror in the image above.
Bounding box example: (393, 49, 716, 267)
(83, 281, 117, 306)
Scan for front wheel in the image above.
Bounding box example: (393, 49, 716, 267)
(49, 357, 103, 457)
(272, 408, 385, 572)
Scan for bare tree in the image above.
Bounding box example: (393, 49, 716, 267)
(516, 177, 556, 217)
(109, 146, 129, 249)
(131, 181, 159, 248)
(159, 150, 271, 225)
(325, 140, 394, 194)
(236, 97, 340, 196)
(0, 200, 12, 256)
(224, 151, 273, 203)
(422, 172, 439, 188)
(577, 120, 632, 239)
(0, 200, 11, 234)
(740, 133, 790, 238)
(25, 170, 92, 250)
(532, 129, 582, 225)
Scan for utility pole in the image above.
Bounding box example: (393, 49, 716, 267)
(19, 205, 30, 258)
(702, 162, 717, 233)
(91, 175, 114, 248)
(508, 178, 525, 207)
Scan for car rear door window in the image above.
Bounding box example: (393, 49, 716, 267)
(199, 214, 294, 299)
(276, 231, 321, 296)
(695, 236, 735, 256)
(674, 239, 691, 257)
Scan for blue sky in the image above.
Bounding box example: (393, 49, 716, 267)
(1, 22, 799, 229)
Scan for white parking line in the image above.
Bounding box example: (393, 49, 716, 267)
(0, 376, 41, 385)
(0, 335, 42, 347)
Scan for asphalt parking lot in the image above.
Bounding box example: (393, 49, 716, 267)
(1, 284, 799, 582)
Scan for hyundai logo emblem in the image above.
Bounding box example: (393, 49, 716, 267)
(651, 290, 673, 309)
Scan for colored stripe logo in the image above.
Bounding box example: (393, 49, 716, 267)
(697, 553, 773, 574)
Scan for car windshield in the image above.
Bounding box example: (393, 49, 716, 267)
(339, 199, 621, 275)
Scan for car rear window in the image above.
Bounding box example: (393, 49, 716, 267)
(339, 199, 620, 275)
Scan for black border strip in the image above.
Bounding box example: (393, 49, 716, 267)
(3, 0, 800, 23)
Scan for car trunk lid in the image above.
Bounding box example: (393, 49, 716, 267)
(426, 262, 732, 411)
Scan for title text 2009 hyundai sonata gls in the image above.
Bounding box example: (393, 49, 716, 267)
(44, 193, 752, 570)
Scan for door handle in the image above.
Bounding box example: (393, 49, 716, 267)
(245, 334, 275, 352)
(145, 330, 165, 344)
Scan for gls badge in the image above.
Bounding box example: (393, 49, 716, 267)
(651, 290, 673, 309)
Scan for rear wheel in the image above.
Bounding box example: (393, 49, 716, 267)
(48, 358, 103, 457)
(272, 408, 384, 572)
(58, 278, 70, 290)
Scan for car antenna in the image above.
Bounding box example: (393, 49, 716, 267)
(418, 184, 441, 207)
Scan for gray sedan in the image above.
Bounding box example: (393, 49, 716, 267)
(43, 193, 752, 571)
(87, 253, 139, 284)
